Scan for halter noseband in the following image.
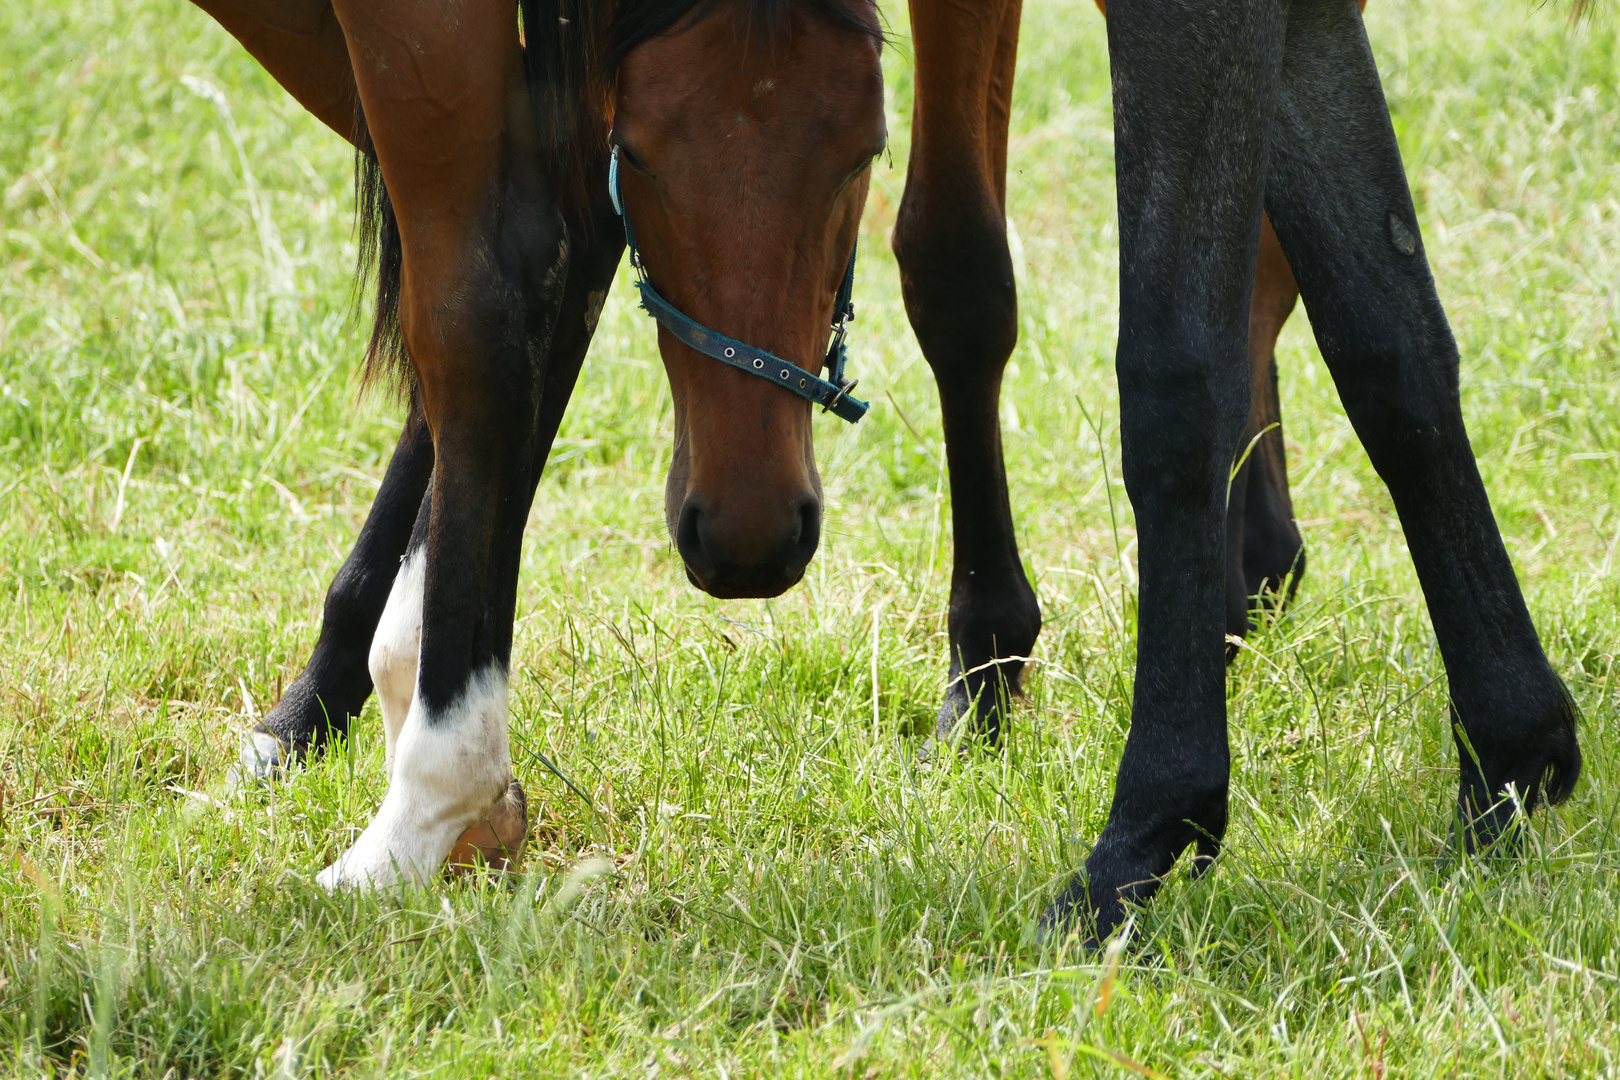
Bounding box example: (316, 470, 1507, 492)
(608, 145, 869, 424)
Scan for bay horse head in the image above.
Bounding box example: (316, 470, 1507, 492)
(602, 0, 886, 598)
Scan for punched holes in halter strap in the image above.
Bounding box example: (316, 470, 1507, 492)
(606, 143, 869, 423)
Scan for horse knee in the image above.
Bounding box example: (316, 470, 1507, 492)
(402, 259, 518, 371)
(892, 192, 1018, 378)
(1326, 321, 1461, 478)
(399, 201, 565, 422)
(1118, 336, 1249, 508)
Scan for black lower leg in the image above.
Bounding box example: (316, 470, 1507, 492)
(1045, 0, 1280, 940)
(935, 378, 1042, 745)
(894, 198, 1040, 747)
(1263, 0, 1578, 846)
(250, 402, 433, 766)
(412, 179, 624, 709)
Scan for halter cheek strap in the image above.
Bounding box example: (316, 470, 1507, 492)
(609, 145, 870, 424)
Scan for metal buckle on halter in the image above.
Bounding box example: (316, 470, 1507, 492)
(824, 297, 854, 379)
(827, 324, 848, 362)
(833, 298, 854, 338)
(823, 377, 859, 414)
(831, 309, 852, 345)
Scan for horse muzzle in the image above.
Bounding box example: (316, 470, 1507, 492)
(674, 490, 822, 599)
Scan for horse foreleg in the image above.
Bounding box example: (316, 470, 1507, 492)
(1045, 0, 1280, 941)
(1262, 0, 1578, 850)
(313, 0, 551, 887)
(237, 405, 433, 779)
(314, 0, 626, 884)
(895, 0, 1040, 748)
(1095, 0, 1308, 654)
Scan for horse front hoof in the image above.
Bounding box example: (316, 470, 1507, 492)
(914, 733, 964, 769)
(447, 778, 529, 875)
(229, 726, 289, 788)
(929, 676, 1014, 752)
(1038, 872, 1100, 945)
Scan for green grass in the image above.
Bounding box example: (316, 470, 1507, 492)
(2, 0, 1618, 1074)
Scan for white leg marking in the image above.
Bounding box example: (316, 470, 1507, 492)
(368, 553, 425, 779)
(317, 665, 512, 890)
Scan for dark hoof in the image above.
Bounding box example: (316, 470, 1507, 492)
(1038, 873, 1154, 957)
(930, 671, 1019, 750)
(1068, 809, 1225, 943)
(241, 678, 363, 781)
(1435, 802, 1528, 876)
(1037, 874, 1101, 950)
(447, 778, 529, 875)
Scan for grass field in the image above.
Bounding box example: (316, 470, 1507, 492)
(3, 0, 1619, 1075)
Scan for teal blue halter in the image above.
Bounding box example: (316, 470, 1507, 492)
(608, 145, 869, 424)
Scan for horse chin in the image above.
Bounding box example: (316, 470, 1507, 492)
(682, 563, 805, 601)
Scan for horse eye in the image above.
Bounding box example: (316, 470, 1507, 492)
(616, 143, 653, 176)
(842, 153, 879, 189)
(855, 142, 886, 178)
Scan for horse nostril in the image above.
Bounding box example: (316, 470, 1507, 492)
(675, 499, 712, 581)
(791, 495, 822, 570)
